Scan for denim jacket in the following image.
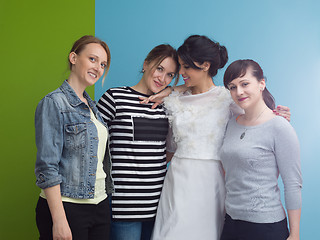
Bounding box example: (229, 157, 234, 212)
(35, 80, 114, 199)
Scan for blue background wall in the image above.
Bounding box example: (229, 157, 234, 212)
(95, 0, 320, 239)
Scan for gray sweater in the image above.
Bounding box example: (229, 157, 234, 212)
(220, 116, 302, 223)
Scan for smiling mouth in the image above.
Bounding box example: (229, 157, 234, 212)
(88, 72, 97, 79)
(154, 81, 163, 88)
(238, 97, 247, 102)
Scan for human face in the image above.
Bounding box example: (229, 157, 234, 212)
(227, 69, 265, 110)
(178, 57, 208, 88)
(70, 43, 108, 87)
(143, 57, 177, 94)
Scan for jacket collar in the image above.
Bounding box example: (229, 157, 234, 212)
(59, 80, 96, 108)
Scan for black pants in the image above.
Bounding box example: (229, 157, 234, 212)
(220, 214, 289, 240)
(36, 197, 110, 240)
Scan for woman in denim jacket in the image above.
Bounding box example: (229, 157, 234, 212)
(35, 35, 114, 240)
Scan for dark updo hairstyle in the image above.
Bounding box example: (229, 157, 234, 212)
(177, 35, 228, 78)
(143, 44, 180, 86)
(223, 59, 275, 110)
(69, 35, 111, 84)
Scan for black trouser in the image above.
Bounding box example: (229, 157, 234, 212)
(36, 196, 110, 240)
(220, 214, 289, 240)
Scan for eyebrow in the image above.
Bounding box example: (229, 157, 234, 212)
(230, 79, 248, 84)
(89, 54, 107, 63)
(228, 79, 246, 87)
(160, 64, 176, 74)
(89, 54, 99, 58)
(239, 79, 249, 83)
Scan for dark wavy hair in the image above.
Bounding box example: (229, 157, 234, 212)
(177, 35, 228, 78)
(223, 59, 275, 110)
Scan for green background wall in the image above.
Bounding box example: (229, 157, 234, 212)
(0, 1, 95, 238)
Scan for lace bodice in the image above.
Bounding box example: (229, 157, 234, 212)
(164, 86, 235, 160)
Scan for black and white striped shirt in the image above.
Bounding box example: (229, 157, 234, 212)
(97, 87, 168, 221)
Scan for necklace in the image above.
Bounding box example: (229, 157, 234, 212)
(240, 107, 268, 139)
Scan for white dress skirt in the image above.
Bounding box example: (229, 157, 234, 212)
(151, 87, 238, 240)
(151, 156, 226, 240)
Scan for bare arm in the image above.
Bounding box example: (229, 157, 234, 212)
(166, 151, 175, 163)
(171, 85, 189, 93)
(139, 85, 189, 109)
(287, 209, 301, 240)
(44, 185, 72, 240)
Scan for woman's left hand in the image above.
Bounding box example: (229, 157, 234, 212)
(139, 86, 173, 109)
(273, 105, 291, 122)
(139, 94, 164, 109)
(287, 235, 299, 240)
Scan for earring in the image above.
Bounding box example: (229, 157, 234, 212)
(142, 69, 145, 73)
(261, 88, 264, 91)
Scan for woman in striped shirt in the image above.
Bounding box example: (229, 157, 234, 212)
(97, 44, 179, 240)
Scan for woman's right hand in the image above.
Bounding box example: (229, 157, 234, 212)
(52, 219, 72, 240)
(273, 105, 291, 122)
(44, 185, 73, 240)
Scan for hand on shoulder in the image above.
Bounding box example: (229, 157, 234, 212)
(273, 105, 291, 122)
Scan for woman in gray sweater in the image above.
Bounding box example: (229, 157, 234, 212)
(220, 59, 302, 240)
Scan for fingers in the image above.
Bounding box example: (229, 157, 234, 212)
(52, 220, 72, 240)
(277, 110, 291, 118)
(139, 96, 150, 104)
(148, 95, 158, 102)
(138, 96, 149, 103)
(140, 99, 149, 104)
(273, 105, 291, 122)
(278, 113, 291, 122)
(151, 102, 160, 109)
(273, 109, 291, 117)
(139, 95, 163, 109)
(276, 105, 290, 112)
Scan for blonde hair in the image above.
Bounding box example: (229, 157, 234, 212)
(69, 35, 111, 84)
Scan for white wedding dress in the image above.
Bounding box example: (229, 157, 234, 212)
(151, 86, 238, 240)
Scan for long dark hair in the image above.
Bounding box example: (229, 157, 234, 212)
(223, 59, 275, 110)
(177, 35, 228, 78)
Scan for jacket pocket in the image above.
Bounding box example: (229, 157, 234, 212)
(65, 123, 87, 149)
